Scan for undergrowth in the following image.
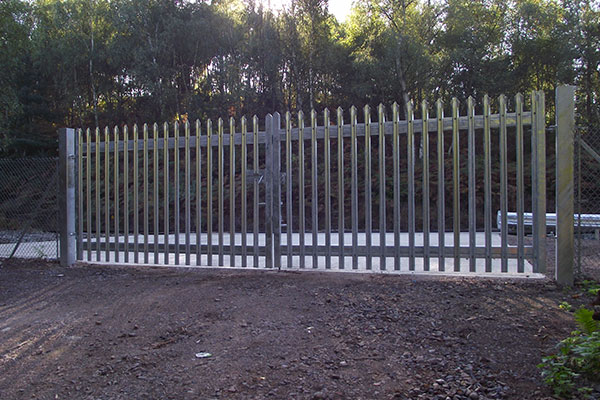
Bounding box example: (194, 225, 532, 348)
(538, 285, 600, 399)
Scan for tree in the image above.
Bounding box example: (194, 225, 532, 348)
(0, 0, 32, 154)
(565, 0, 600, 124)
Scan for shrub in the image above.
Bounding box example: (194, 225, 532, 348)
(538, 308, 600, 398)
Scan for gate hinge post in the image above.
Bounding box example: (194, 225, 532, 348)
(59, 128, 77, 267)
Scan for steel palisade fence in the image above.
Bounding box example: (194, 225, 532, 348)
(70, 91, 553, 275)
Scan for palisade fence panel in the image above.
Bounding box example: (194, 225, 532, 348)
(75, 92, 546, 274)
(0, 157, 60, 260)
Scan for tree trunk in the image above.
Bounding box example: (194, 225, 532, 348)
(395, 54, 410, 119)
(90, 16, 99, 128)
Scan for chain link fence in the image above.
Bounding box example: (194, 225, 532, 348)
(0, 158, 59, 261)
(575, 125, 600, 281)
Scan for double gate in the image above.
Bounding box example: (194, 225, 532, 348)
(66, 92, 546, 274)
(62, 90, 561, 276)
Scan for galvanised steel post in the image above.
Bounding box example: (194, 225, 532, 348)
(59, 128, 76, 267)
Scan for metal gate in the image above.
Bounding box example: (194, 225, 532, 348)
(64, 91, 554, 276)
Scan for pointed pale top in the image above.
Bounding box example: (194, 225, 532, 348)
(241, 117, 247, 134)
(392, 103, 399, 120)
(467, 98, 475, 118)
(349, 106, 357, 124)
(296, 113, 303, 130)
(436, 99, 444, 118)
(377, 104, 385, 120)
(406, 102, 415, 121)
(105, 126, 110, 134)
(515, 92, 523, 103)
(336, 107, 344, 124)
(114, 126, 119, 135)
(467, 97, 475, 117)
(498, 94, 507, 110)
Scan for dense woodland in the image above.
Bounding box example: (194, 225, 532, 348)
(0, 0, 599, 156)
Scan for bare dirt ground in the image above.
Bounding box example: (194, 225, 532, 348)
(0, 260, 586, 400)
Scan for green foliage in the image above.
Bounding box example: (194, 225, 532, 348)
(538, 354, 578, 398)
(539, 308, 600, 398)
(0, 0, 32, 153)
(575, 307, 600, 335)
(559, 301, 573, 312)
(0, 0, 598, 156)
(580, 280, 600, 296)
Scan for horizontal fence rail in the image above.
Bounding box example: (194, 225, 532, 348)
(84, 112, 533, 153)
(74, 93, 547, 275)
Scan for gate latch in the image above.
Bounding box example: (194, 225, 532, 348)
(247, 169, 265, 184)
(247, 170, 287, 185)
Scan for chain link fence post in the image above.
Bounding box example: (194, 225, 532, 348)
(555, 85, 575, 286)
